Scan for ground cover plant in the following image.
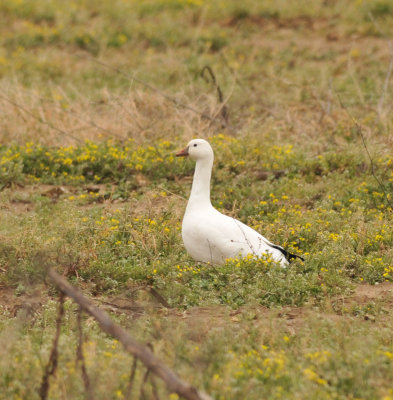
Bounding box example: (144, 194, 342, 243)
(1, 0, 393, 399)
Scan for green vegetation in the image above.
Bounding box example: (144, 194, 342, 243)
(1, 0, 393, 399)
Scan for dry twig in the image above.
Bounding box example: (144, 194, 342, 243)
(48, 268, 213, 400)
(125, 284, 172, 309)
(146, 286, 171, 308)
(39, 292, 65, 400)
(76, 308, 94, 400)
(140, 367, 151, 400)
(124, 357, 138, 400)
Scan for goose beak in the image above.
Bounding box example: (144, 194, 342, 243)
(175, 147, 189, 157)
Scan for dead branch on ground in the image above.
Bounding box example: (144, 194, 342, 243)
(76, 307, 94, 400)
(39, 292, 65, 400)
(124, 357, 138, 400)
(47, 268, 213, 400)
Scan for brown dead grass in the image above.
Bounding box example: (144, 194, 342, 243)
(1, 20, 392, 148)
(0, 84, 220, 146)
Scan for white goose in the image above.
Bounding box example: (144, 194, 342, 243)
(176, 138, 303, 267)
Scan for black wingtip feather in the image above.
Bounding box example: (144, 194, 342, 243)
(269, 244, 305, 263)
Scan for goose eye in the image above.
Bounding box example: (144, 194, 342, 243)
(193, 144, 197, 147)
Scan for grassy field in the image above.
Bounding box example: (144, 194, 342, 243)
(1, 0, 393, 399)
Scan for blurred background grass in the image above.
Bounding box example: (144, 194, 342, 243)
(1, 0, 393, 146)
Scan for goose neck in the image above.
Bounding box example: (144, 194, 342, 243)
(189, 157, 213, 206)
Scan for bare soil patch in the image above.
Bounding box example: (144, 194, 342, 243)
(1, 282, 393, 333)
(354, 281, 393, 300)
(0, 285, 45, 317)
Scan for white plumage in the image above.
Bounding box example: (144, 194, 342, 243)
(176, 138, 294, 267)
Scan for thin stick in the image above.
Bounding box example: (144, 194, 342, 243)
(150, 372, 161, 400)
(121, 284, 171, 308)
(146, 287, 171, 308)
(144, 343, 160, 400)
(139, 368, 151, 400)
(48, 268, 213, 400)
(76, 308, 94, 400)
(124, 357, 138, 400)
(39, 292, 65, 400)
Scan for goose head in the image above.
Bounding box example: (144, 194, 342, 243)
(176, 139, 214, 161)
